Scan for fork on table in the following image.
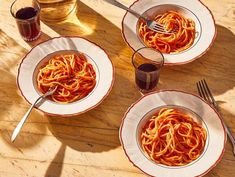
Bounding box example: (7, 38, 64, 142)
(197, 79, 235, 155)
(106, 0, 174, 34)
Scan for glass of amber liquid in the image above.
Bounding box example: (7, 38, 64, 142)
(10, 0, 41, 41)
(37, 0, 77, 22)
(132, 47, 164, 93)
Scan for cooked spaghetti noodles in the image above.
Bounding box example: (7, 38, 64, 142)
(141, 107, 207, 166)
(37, 52, 96, 103)
(138, 11, 196, 53)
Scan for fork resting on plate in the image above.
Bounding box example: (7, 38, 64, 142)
(105, 0, 173, 34)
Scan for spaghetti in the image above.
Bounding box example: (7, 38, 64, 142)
(138, 11, 196, 53)
(37, 52, 96, 103)
(141, 107, 207, 166)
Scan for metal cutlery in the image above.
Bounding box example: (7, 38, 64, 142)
(106, 0, 174, 34)
(11, 86, 58, 142)
(197, 79, 235, 155)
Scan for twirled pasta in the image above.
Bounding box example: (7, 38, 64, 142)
(37, 53, 96, 103)
(138, 11, 196, 53)
(141, 107, 207, 166)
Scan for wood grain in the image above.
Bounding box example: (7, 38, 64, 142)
(0, 0, 234, 176)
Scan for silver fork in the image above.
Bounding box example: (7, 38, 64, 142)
(11, 86, 58, 142)
(197, 79, 235, 155)
(106, 0, 173, 34)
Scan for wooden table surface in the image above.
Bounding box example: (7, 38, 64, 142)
(0, 0, 235, 176)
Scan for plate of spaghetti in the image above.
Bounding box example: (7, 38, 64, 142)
(120, 90, 226, 177)
(17, 37, 114, 116)
(122, 0, 216, 65)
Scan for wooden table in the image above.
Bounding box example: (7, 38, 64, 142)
(0, 0, 234, 176)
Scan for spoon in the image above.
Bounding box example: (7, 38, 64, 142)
(11, 86, 58, 142)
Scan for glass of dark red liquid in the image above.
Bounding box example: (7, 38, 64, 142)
(132, 47, 164, 93)
(10, 0, 41, 41)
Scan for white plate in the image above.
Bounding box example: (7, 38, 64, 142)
(122, 0, 216, 65)
(17, 36, 114, 116)
(120, 90, 226, 177)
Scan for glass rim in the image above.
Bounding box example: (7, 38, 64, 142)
(10, 0, 41, 21)
(132, 47, 165, 74)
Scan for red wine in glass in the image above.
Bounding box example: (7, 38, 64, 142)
(135, 63, 160, 91)
(15, 7, 40, 41)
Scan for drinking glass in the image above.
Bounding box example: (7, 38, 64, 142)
(10, 0, 41, 41)
(132, 47, 164, 93)
(37, 0, 77, 22)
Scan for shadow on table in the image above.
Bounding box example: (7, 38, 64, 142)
(44, 144, 66, 177)
(159, 24, 235, 112)
(160, 24, 235, 95)
(0, 29, 47, 148)
(27, 31, 51, 47)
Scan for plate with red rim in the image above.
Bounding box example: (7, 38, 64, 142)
(119, 90, 226, 177)
(122, 0, 216, 65)
(17, 36, 115, 116)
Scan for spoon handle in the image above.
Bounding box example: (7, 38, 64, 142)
(11, 96, 43, 142)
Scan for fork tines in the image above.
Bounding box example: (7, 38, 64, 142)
(152, 26, 174, 34)
(196, 79, 217, 108)
(147, 20, 175, 34)
(152, 26, 175, 34)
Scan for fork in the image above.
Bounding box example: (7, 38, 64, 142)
(197, 79, 235, 155)
(106, 0, 173, 34)
(11, 86, 58, 142)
